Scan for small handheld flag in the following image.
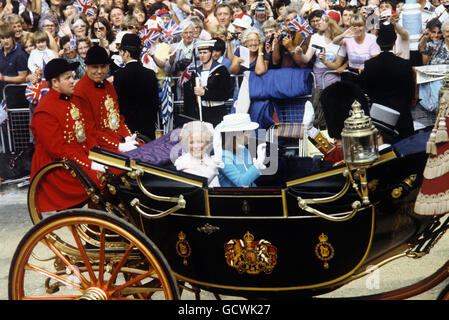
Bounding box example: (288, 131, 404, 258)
(287, 14, 313, 38)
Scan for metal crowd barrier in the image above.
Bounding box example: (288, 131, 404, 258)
(0, 83, 32, 187)
(1, 84, 32, 154)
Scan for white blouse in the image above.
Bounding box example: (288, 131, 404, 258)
(174, 153, 220, 187)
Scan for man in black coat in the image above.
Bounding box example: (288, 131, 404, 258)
(359, 22, 416, 140)
(114, 33, 159, 140)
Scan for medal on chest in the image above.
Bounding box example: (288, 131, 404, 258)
(103, 94, 120, 131)
(69, 103, 86, 143)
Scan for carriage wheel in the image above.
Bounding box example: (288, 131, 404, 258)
(438, 283, 449, 300)
(9, 209, 179, 300)
(27, 161, 105, 225)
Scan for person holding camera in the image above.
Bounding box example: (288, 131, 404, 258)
(251, 0, 274, 35)
(271, 4, 310, 68)
(295, 14, 346, 88)
(226, 12, 253, 61)
(167, 18, 197, 76)
(378, 0, 410, 59)
(261, 18, 281, 68)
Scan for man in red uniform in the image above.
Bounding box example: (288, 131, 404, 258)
(305, 81, 371, 165)
(30, 58, 106, 212)
(74, 45, 138, 153)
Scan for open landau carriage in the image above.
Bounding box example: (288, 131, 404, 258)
(8, 98, 449, 300)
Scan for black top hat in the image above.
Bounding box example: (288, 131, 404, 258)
(376, 22, 397, 49)
(44, 58, 80, 82)
(84, 45, 111, 65)
(119, 33, 141, 52)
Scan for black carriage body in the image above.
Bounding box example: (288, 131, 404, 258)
(91, 146, 430, 298)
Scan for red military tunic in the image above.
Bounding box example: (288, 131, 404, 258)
(309, 131, 344, 165)
(74, 73, 132, 152)
(30, 88, 103, 212)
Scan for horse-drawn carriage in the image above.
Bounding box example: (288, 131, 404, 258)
(8, 98, 449, 300)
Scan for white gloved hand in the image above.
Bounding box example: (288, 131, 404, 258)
(303, 100, 319, 138)
(118, 140, 138, 152)
(257, 142, 266, 162)
(253, 142, 267, 170)
(303, 100, 315, 130)
(91, 161, 106, 172)
(125, 134, 139, 146)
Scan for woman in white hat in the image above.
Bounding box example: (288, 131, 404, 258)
(214, 113, 267, 187)
(175, 121, 221, 187)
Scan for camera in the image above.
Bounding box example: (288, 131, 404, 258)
(256, 1, 266, 12)
(311, 44, 324, 53)
(231, 32, 240, 40)
(277, 31, 290, 41)
(365, 4, 377, 16)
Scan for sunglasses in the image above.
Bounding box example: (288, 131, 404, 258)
(73, 23, 86, 29)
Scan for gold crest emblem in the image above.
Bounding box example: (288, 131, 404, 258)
(314, 233, 334, 269)
(69, 103, 80, 120)
(69, 104, 86, 143)
(176, 231, 191, 266)
(104, 94, 120, 131)
(224, 231, 277, 275)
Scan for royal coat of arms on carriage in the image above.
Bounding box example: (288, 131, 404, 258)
(224, 231, 278, 275)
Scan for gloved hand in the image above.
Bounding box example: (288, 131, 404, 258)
(91, 161, 106, 172)
(303, 100, 319, 138)
(125, 134, 139, 146)
(253, 142, 267, 170)
(303, 100, 315, 130)
(118, 140, 138, 152)
(212, 132, 222, 160)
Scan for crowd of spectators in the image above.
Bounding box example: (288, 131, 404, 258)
(0, 0, 448, 128)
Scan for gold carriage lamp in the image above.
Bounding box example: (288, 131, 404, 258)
(341, 100, 379, 205)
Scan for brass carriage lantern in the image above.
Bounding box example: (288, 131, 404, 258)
(341, 100, 379, 205)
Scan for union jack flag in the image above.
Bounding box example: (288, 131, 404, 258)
(160, 77, 173, 126)
(140, 42, 152, 65)
(25, 81, 48, 105)
(0, 99, 7, 125)
(161, 19, 183, 43)
(73, 0, 97, 17)
(178, 62, 196, 86)
(140, 28, 161, 46)
(287, 14, 313, 39)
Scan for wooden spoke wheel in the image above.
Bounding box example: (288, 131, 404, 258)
(9, 209, 179, 300)
(27, 161, 105, 225)
(438, 282, 449, 300)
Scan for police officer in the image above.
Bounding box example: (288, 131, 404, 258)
(114, 33, 159, 140)
(30, 58, 105, 213)
(74, 45, 138, 153)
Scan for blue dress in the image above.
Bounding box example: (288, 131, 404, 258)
(218, 146, 261, 187)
